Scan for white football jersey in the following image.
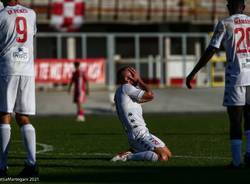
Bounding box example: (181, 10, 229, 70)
(0, 4, 37, 76)
(115, 84, 148, 139)
(210, 14, 250, 87)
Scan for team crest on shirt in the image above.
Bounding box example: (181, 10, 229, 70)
(12, 46, 29, 62)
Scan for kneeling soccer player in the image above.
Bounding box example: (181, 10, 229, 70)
(111, 67, 172, 162)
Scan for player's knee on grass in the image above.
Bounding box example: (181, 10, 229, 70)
(15, 114, 31, 126)
(0, 113, 12, 124)
(154, 147, 172, 161)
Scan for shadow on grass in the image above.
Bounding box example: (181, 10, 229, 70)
(7, 156, 250, 183)
(39, 166, 250, 183)
(9, 155, 110, 162)
(8, 156, 249, 183)
(71, 132, 228, 136)
(71, 133, 123, 136)
(86, 107, 114, 114)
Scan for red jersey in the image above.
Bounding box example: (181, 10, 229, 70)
(71, 69, 88, 103)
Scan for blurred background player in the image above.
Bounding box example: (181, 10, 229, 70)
(186, 0, 250, 168)
(0, 0, 38, 177)
(111, 66, 172, 162)
(68, 62, 89, 122)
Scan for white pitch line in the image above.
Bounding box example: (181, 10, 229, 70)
(172, 155, 230, 160)
(43, 152, 230, 160)
(10, 141, 54, 154)
(45, 152, 112, 157)
(36, 142, 54, 154)
(9, 141, 230, 160)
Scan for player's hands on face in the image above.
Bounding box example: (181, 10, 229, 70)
(186, 73, 194, 89)
(127, 67, 141, 84)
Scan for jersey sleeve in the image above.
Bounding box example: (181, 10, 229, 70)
(123, 84, 145, 101)
(33, 11, 37, 35)
(209, 21, 226, 49)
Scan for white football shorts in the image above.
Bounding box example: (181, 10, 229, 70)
(0, 76, 36, 115)
(223, 86, 250, 106)
(128, 133, 166, 152)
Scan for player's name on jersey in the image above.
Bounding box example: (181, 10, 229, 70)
(7, 8, 28, 15)
(234, 18, 250, 24)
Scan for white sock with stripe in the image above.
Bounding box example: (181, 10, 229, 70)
(127, 151, 158, 161)
(0, 124, 11, 169)
(21, 124, 36, 166)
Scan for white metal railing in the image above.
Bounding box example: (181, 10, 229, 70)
(36, 32, 211, 89)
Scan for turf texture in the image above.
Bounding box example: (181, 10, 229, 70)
(4, 113, 250, 183)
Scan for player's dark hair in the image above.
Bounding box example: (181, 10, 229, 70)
(227, 0, 245, 15)
(116, 66, 130, 84)
(74, 62, 80, 68)
(227, 0, 245, 5)
(2, 0, 18, 7)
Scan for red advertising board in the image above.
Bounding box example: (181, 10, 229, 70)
(35, 59, 105, 84)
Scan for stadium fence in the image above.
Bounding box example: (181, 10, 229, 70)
(36, 32, 226, 89)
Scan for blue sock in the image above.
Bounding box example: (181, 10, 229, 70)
(246, 131, 250, 156)
(231, 139, 242, 166)
(127, 151, 158, 161)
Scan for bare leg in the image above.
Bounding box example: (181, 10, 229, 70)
(154, 146, 172, 161)
(0, 113, 11, 124)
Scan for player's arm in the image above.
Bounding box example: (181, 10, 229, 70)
(68, 81, 73, 93)
(33, 10, 37, 36)
(86, 80, 89, 96)
(84, 73, 90, 96)
(68, 75, 74, 93)
(128, 67, 154, 103)
(186, 46, 218, 89)
(137, 79, 154, 103)
(186, 20, 225, 89)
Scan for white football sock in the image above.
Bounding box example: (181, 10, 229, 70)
(21, 124, 36, 166)
(231, 139, 242, 166)
(0, 124, 11, 169)
(127, 151, 158, 162)
(246, 131, 250, 155)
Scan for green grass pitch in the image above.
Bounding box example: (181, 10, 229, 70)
(5, 113, 250, 183)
